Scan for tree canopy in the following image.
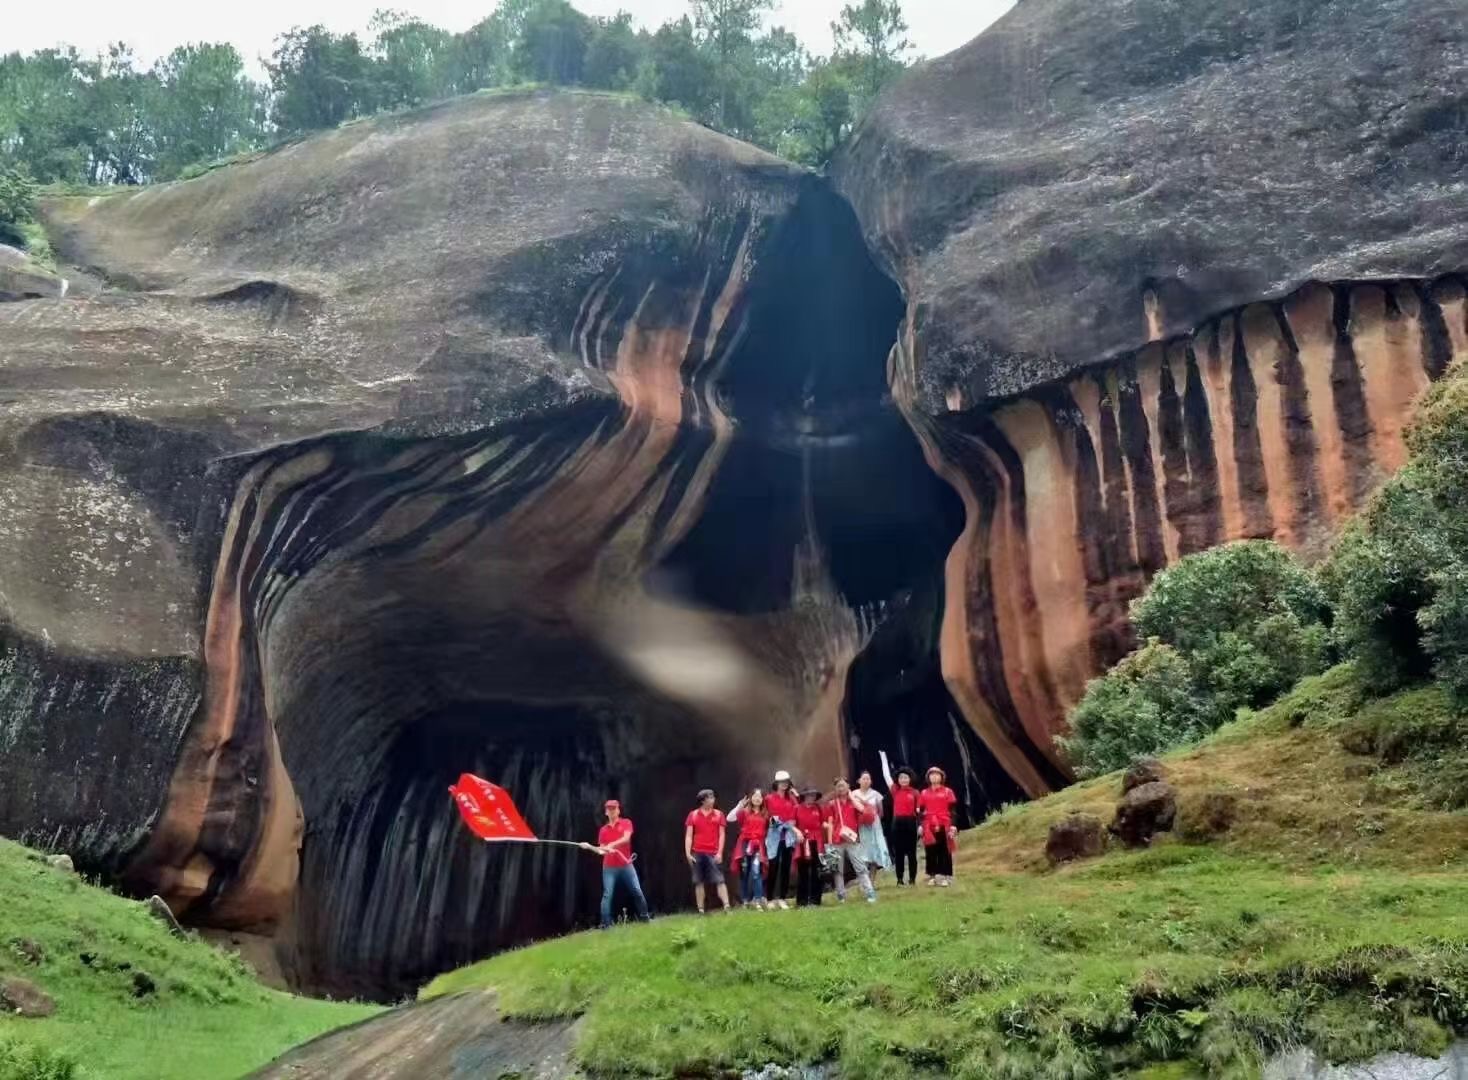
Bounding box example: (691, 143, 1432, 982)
(0, 0, 914, 187)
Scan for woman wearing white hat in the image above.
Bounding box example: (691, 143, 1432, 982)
(764, 769, 800, 909)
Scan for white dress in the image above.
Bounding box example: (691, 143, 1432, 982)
(852, 788, 892, 870)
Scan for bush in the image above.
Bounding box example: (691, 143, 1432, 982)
(1058, 641, 1223, 776)
(1061, 542, 1333, 777)
(0, 166, 38, 247)
(1322, 367, 1468, 701)
(1133, 540, 1331, 713)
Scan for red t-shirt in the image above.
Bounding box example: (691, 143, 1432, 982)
(918, 786, 957, 825)
(733, 807, 770, 844)
(765, 790, 799, 823)
(685, 807, 724, 855)
(891, 787, 919, 818)
(598, 818, 633, 868)
(793, 803, 825, 850)
(826, 798, 871, 839)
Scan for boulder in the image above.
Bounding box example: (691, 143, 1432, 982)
(830, 0, 1468, 802)
(0, 90, 965, 999)
(1110, 782, 1179, 848)
(46, 855, 73, 874)
(1045, 814, 1105, 865)
(1, 977, 56, 1018)
(0, 243, 64, 302)
(144, 895, 185, 938)
(1121, 759, 1166, 795)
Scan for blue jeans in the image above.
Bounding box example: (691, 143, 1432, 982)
(601, 864, 649, 927)
(739, 855, 765, 904)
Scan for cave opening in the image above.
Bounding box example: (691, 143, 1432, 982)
(239, 178, 1013, 1001)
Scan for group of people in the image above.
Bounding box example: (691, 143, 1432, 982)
(584, 754, 961, 927)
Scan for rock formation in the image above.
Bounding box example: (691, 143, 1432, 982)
(2, 0, 1465, 1001)
(0, 92, 996, 998)
(835, 0, 1468, 796)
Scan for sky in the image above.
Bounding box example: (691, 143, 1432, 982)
(5, 0, 1016, 76)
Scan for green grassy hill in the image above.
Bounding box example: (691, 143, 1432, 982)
(0, 841, 377, 1080)
(423, 666, 1468, 1079)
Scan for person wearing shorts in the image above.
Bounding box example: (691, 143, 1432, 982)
(684, 789, 731, 913)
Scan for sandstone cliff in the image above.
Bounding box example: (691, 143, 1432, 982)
(834, 0, 1468, 796)
(0, 91, 980, 997)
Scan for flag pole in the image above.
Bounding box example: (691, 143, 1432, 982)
(486, 838, 598, 852)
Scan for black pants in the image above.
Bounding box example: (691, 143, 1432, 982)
(770, 843, 794, 901)
(925, 838, 953, 878)
(891, 817, 919, 883)
(795, 845, 822, 906)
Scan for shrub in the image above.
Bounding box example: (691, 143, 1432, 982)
(1133, 540, 1331, 714)
(0, 166, 38, 247)
(1058, 641, 1223, 776)
(1323, 367, 1468, 701)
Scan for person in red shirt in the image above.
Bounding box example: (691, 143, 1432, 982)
(584, 799, 649, 929)
(764, 770, 800, 909)
(880, 753, 921, 887)
(825, 778, 877, 903)
(727, 788, 771, 910)
(792, 787, 828, 907)
(684, 789, 731, 913)
(918, 766, 959, 887)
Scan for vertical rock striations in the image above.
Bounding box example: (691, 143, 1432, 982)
(837, 0, 1468, 795)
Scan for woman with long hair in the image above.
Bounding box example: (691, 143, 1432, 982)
(852, 769, 891, 881)
(727, 787, 771, 910)
(764, 770, 800, 910)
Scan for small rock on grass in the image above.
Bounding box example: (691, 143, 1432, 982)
(11, 939, 44, 966)
(1, 977, 56, 1018)
(145, 895, 186, 938)
(1046, 814, 1105, 865)
(45, 854, 74, 874)
(1110, 781, 1178, 848)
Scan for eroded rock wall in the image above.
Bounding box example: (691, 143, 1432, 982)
(894, 280, 1465, 795)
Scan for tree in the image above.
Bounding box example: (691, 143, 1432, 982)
(776, 58, 853, 166)
(152, 44, 265, 179)
(370, 10, 454, 109)
(636, 17, 716, 120)
(583, 12, 646, 91)
(0, 164, 36, 246)
(690, 0, 773, 132)
(268, 26, 375, 134)
(512, 0, 592, 85)
(831, 0, 910, 107)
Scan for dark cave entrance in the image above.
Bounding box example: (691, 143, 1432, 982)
(258, 179, 1018, 1001)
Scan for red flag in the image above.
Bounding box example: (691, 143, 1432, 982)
(448, 774, 537, 842)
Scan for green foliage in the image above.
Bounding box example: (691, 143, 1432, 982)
(0, 165, 36, 237)
(1062, 542, 1331, 776)
(1323, 366, 1468, 701)
(0, 1038, 76, 1080)
(1059, 641, 1222, 777)
(1, 1, 915, 181)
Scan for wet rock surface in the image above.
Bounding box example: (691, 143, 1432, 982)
(248, 990, 579, 1079)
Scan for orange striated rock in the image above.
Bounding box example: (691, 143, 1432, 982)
(900, 281, 1460, 795)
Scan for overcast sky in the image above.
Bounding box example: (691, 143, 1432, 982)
(6, 0, 1015, 75)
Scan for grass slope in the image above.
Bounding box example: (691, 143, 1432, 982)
(424, 667, 1468, 1078)
(0, 841, 377, 1080)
